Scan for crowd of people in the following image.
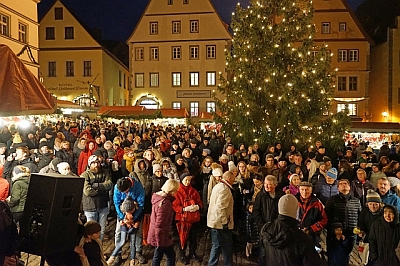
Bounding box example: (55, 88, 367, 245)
(1, 118, 400, 266)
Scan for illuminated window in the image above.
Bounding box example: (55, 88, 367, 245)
(135, 47, 144, 60)
(190, 72, 199, 86)
(173, 102, 181, 109)
(135, 73, 144, 87)
(150, 47, 159, 60)
(150, 73, 159, 87)
(206, 102, 216, 112)
(172, 72, 181, 86)
(190, 102, 199, 117)
(337, 103, 357, 116)
(206, 72, 216, 86)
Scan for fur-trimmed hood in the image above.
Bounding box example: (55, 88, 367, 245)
(12, 172, 30, 183)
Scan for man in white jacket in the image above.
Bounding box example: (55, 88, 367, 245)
(207, 170, 235, 266)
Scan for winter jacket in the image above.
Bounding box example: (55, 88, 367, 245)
(369, 205, 400, 266)
(350, 179, 374, 206)
(173, 183, 203, 222)
(161, 157, 179, 181)
(113, 177, 145, 221)
(0, 200, 18, 265)
(245, 210, 259, 244)
(143, 174, 168, 214)
(379, 190, 400, 212)
(77, 140, 98, 175)
(207, 180, 234, 230)
(34, 151, 53, 171)
(296, 194, 328, 233)
(0, 177, 9, 200)
(121, 154, 135, 177)
(8, 172, 30, 213)
(81, 169, 112, 211)
(253, 188, 285, 230)
(325, 192, 361, 236)
(147, 192, 175, 247)
(3, 157, 37, 190)
(132, 159, 151, 189)
(357, 206, 383, 243)
(262, 215, 322, 266)
(314, 177, 339, 205)
(55, 149, 76, 173)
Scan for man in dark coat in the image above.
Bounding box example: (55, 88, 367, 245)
(262, 194, 322, 266)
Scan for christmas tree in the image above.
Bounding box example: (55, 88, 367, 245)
(215, 0, 350, 149)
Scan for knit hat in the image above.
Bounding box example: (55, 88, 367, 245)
(153, 163, 162, 174)
(323, 156, 332, 163)
(13, 165, 29, 175)
(332, 221, 343, 229)
(212, 167, 223, 177)
(121, 196, 138, 213)
(88, 155, 98, 166)
(289, 173, 299, 183)
(299, 181, 312, 187)
(359, 158, 367, 163)
(220, 154, 228, 161)
(179, 173, 191, 182)
(45, 129, 53, 136)
(228, 161, 237, 171)
(0, 143, 6, 148)
(278, 194, 298, 219)
(366, 189, 382, 203)
(326, 167, 338, 179)
(175, 154, 183, 161)
(113, 140, 120, 146)
(203, 148, 211, 155)
(84, 221, 101, 236)
(57, 162, 70, 173)
(39, 141, 49, 149)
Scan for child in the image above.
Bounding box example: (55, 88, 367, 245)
(327, 222, 350, 266)
(107, 196, 139, 266)
(283, 174, 300, 195)
(79, 221, 107, 266)
(245, 202, 259, 258)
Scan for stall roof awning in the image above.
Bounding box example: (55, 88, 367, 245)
(350, 122, 400, 133)
(0, 44, 56, 116)
(98, 106, 188, 118)
(57, 99, 81, 109)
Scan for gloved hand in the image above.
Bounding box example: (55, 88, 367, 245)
(190, 205, 200, 212)
(91, 183, 99, 189)
(183, 206, 192, 212)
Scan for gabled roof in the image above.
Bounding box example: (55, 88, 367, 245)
(39, 0, 128, 68)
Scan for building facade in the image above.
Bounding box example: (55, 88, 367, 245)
(313, 0, 373, 121)
(127, 0, 231, 117)
(39, 0, 129, 107)
(0, 0, 40, 78)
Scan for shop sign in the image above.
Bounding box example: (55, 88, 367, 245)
(47, 83, 89, 91)
(176, 90, 211, 98)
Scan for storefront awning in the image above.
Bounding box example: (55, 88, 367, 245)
(98, 106, 188, 119)
(350, 122, 400, 133)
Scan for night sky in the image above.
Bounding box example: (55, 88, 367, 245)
(38, 0, 366, 41)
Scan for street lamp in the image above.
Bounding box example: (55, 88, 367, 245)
(382, 111, 389, 122)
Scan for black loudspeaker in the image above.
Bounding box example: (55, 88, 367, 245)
(19, 173, 84, 256)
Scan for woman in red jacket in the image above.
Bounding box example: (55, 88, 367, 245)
(77, 139, 97, 175)
(172, 173, 203, 265)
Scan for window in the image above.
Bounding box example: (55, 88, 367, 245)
(150, 22, 158, 35)
(349, 76, 358, 91)
(349, 50, 359, 62)
(48, 62, 56, 77)
(65, 27, 74, 39)
(18, 23, 27, 43)
(206, 102, 216, 113)
(190, 102, 199, 117)
(66, 61, 74, 77)
(0, 13, 10, 36)
(172, 21, 181, 34)
(124, 74, 126, 88)
(190, 46, 199, 59)
(322, 22, 330, 34)
(206, 45, 216, 59)
(172, 72, 181, 86)
(207, 72, 216, 86)
(339, 22, 346, 32)
(337, 76, 346, 91)
(172, 102, 181, 109)
(183, 0, 189, 3)
(119, 71, 122, 86)
(54, 7, 63, 20)
(190, 72, 199, 86)
(311, 51, 318, 57)
(46, 27, 55, 40)
(172, 46, 181, 59)
(135, 47, 144, 60)
(168, 0, 173, 4)
(135, 73, 144, 87)
(150, 47, 159, 60)
(190, 20, 199, 33)
(83, 61, 91, 76)
(338, 50, 347, 62)
(150, 73, 159, 87)
(337, 103, 357, 116)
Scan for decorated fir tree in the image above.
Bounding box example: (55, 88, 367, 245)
(215, 0, 350, 149)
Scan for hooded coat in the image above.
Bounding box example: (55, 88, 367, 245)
(161, 157, 179, 181)
(369, 205, 400, 266)
(132, 159, 151, 189)
(8, 171, 30, 213)
(77, 140, 98, 175)
(147, 192, 175, 247)
(262, 215, 322, 266)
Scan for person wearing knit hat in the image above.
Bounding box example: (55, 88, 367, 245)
(283, 174, 301, 195)
(262, 194, 321, 265)
(153, 163, 162, 174)
(326, 167, 338, 179)
(87, 155, 99, 167)
(202, 148, 211, 156)
(179, 172, 192, 183)
(81, 221, 107, 266)
(228, 161, 237, 172)
(57, 162, 74, 176)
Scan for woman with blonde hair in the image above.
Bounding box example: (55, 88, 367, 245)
(207, 163, 223, 204)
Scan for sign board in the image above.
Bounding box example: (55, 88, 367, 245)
(176, 90, 211, 98)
